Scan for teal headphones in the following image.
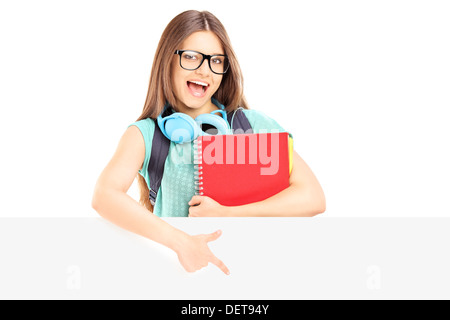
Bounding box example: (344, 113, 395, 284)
(157, 98, 230, 144)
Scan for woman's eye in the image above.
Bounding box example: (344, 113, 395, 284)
(212, 58, 223, 64)
(183, 53, 198, 60)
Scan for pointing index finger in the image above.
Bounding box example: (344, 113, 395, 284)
(211, 256, 230, 275)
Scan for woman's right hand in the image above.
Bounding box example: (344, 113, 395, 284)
(176, 230, 230, 275)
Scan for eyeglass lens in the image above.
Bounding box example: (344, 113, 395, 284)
(180, 51, 229, 74)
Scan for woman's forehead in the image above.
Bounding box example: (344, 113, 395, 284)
(179, 31, 224, 55)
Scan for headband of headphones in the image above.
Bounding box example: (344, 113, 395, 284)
(157, 98, 230, 144)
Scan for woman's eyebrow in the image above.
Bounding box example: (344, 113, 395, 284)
(182, 49, 225, 55)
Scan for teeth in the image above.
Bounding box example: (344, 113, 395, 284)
(189, 80, 208, 87)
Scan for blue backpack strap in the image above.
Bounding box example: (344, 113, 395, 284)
(227, 108, 253, 133)
(147, 107, 252, 207)
(147, 119, 170, 206)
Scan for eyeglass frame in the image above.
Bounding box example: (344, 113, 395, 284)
(174, 50, 230, 75)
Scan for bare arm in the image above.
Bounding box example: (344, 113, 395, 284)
(189, 151, 326, 217)
(92, 126, 229, 274)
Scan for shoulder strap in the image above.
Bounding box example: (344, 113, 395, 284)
(227, 108, 253, 133)
(147, 108, 252, 206)
(147, 119, 170, 206)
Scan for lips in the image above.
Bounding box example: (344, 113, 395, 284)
(187, 80, 210, 98)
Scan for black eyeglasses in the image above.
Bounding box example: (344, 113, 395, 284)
(174, 50, 230, 75)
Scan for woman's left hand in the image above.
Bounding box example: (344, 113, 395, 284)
(188, 196, 228, 217)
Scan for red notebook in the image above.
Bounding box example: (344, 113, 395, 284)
(194, 132, 290, 206)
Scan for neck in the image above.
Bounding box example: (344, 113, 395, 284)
(175, 100, 219, 119)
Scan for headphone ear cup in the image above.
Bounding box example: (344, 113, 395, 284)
(161, 113, 199, 143)
(157, 113, 170, 140)
(195, 114, 230, 136)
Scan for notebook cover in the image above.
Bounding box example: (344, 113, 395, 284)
(195, 132, 290, 206)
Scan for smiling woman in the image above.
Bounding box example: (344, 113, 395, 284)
(91, 10, 325, 274)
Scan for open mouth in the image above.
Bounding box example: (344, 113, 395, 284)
(187, 80, 209, 97)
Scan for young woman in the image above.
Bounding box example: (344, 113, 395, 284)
(92, 10, 325, 274)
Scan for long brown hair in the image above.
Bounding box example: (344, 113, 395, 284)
(136, 10, 249, 212)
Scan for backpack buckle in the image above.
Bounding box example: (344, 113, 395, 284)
(149, 189, 157, 206)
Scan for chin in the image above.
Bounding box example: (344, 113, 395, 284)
(184, 96, 213, 109)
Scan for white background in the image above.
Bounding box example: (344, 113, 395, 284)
(1, 0, 449, 218)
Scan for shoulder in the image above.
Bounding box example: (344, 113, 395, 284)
(241, 109, 273, 121)
(241, 109, 286, 132)
(127, 118, 156, 150)
(128, 118, 156, 137)
(126, 118, 156, 172)
(118, 122, 150, 158)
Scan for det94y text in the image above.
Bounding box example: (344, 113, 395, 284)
(181, 304, 269, 317)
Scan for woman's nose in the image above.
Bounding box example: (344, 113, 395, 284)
(195, 59, 211, 75)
